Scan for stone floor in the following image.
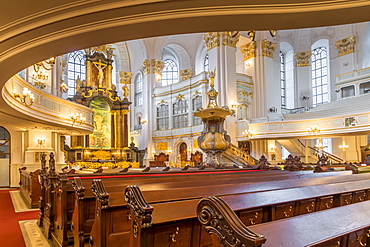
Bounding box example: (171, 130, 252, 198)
(9, 190, 51, 247)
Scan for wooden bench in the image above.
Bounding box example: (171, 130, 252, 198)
(198, 197, 370, 247)
(49, 168, 299, 246)
(87, 172, 370, 247)
(19, 168, 41, 208)
(71, 170, 334, 246)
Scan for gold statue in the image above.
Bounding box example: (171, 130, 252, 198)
(93, 59, 108, 87)
(122, 85, 129, 98)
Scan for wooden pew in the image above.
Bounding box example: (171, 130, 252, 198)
(88, 172, 370, 247)
(19, 168, 41, 208)
(73, 170, 337, 246)
(52, 169, 298, 246)
(198, 196, 370, 247)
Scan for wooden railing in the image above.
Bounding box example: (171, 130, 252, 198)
(227, 143, 257, 166)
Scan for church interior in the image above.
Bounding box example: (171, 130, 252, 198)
(3, 1, 370, 246)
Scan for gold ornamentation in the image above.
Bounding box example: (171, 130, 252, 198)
(261, 39, 277, 58)
(222, 31, 240, 48)
(180, 69, 193, 81)
(122, 85, 129, 98)
(176, 94, 185, 100)
(158, 100, 168, 105)
(193, 91, 201, 96)
(208, 69, 216, 88)
(203, 32, 220, 50)
(151, 59, 164, 75)
(61, 60, 67, 75)
(295, 51, 312, 67)
(119, 71, 132, 84)
(142, 59, 151, 75)
(334, 35, 355, 56)
(60, 79, 68, 93)
(240, 42, 256, 61)
(157, 142, 168, 150)
(193, 139, 199, 148)
(86, 45, 115, 59)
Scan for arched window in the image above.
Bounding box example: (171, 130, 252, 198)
(204, 54, 209, 72)
(280, 51, 286, 108)
(312, 47, 329, 107)
(135, 73, 143, 106)
(67, 51, 86, 98)
(173, 98, 188, 128)
(162, 59, 179, 86)
(192, 96, 202, 125)
(157, 104, 169, 130)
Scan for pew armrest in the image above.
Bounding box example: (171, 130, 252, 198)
(72, 177, 85, 200)
(197, 196, 266, 247)
(125, 185, 153, 235)
(92, 179, 109, 209)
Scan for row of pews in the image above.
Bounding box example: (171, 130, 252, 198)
(28, 153, 370, 246)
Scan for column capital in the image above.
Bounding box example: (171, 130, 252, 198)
(295, 51, 312, 67)
(334, 35, 355, 56)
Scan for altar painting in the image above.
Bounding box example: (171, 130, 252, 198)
(90, 98, 111, 149)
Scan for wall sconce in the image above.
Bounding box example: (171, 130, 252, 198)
(71, 113, 86, 125)
(141, 119, 147, 124)
(269, 106, 277, 113)
(242, 130, 253, 139)
(301, 95, 310, 100)
(270, 145, 276, 151)
(152, 150, 156, 155)
(308, 125, 321, 135)
(37, 137, 46, 147)
(14, 87, 35, 107)
(339, 144, 349, 150)
(168, 149, 172, 154)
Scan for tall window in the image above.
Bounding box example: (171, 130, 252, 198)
(67, 51, 86, 98)
(157, 104, 169, 130)
(204, 54, 209, 72)
(162, 59, 179, 86)
(280, 51, 286, 108)
(173, 99, 188, 128)
(135, 73, 143, 106)
(192, 96, 202, 125)
(312, 47, 328, 107)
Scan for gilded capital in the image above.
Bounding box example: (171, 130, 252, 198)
(261, 39, 277, 58)
(180, 69, 193, 81)
(175, 94, 185, 100)
(295, 51, 312, 67)
(222, 31, 240, 48)
(203, 32, 220, 50)
(240, 41, 257, 61)
(142, 59, 151, 75)
(119, 71, 132, 84)
(334, 35, 355, 56)
(151, 59, 164, 75)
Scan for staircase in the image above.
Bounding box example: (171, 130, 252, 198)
(222, 143, 257, 166)
(277, 139, 343, 164)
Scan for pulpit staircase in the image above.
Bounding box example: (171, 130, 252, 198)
(222, 143, 257, 167)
